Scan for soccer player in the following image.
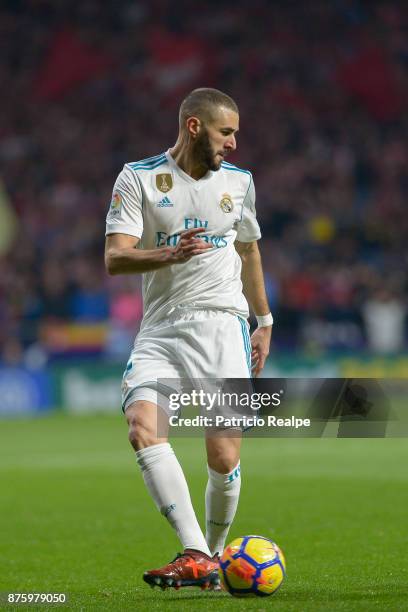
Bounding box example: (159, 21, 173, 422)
(105, 88, 273, 589)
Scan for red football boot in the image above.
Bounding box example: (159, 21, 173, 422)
(143, 549, 220, 590)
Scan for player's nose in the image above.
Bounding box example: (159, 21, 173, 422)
(225, 135, 236, 151)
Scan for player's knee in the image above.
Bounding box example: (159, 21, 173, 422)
(209, 451, 240, 474)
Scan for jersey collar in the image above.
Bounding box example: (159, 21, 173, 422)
(165, 149, 214, 184)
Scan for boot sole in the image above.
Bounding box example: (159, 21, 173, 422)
(143, 569, 220, 590)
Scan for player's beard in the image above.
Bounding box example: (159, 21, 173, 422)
(194, 127, 223, 172)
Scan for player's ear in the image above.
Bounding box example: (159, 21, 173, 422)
(186, 116, 201, 139)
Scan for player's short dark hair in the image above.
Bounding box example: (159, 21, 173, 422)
(179, 88, 239, 126)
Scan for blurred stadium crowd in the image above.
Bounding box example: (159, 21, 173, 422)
(1, 0, 408, 365)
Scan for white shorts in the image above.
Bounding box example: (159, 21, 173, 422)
(121, 308, 251, 413)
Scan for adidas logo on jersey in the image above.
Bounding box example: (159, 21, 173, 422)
(157, 196, 173, 207)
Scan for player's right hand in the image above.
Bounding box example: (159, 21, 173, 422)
(169, 228, 213, 263)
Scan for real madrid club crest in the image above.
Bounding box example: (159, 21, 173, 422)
(156, 173, 173, 193)
(220, 193, 234, 213)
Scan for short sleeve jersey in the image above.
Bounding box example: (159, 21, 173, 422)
(106, 150, 261, 329)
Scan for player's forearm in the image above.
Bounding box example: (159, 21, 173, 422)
(240, 243, 270, 316)
(105, 245, 173, 274)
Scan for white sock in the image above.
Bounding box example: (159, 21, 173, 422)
(136, 443, 211, 556)
(205, 462, 241, 556)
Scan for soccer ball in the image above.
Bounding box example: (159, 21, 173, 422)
(219, 535, 286, 597)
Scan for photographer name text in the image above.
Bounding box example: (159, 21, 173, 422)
(169, 415, 311, 429)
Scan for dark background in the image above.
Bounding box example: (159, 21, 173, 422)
(1, 0, 408, 371)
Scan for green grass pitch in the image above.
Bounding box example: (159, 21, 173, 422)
(1, 413, 408, 611)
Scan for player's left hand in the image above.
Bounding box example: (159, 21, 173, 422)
(250, 326, 272, 377)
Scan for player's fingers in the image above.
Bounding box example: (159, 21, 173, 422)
(182, 237, 212, 248)
(176, 254, 193, 262)
(251, 346, 260, 363)
(188, 247, 213, 256)
(254, 361, 264, 377)
(182, 244, 212, 255)
(254, 352, 267, 377)
(257, 354, 266, 371)
(180, 238, 211, 250)
(180, 227, 207, 239)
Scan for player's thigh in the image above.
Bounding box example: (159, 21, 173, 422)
(122, 349, 184, 419)
(205, 431, 242, 473)
(126, 400, 169, 450)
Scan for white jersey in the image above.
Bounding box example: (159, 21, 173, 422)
(105, 149, 261, 329)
